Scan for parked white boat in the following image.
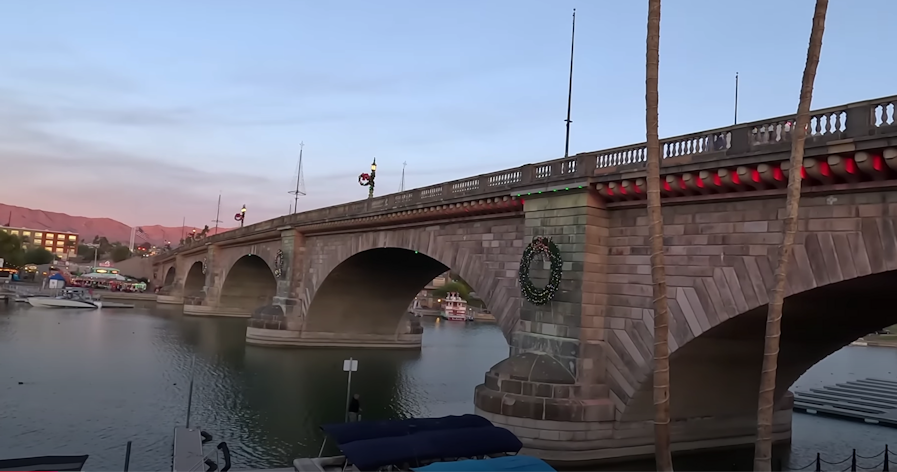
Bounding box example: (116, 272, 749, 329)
(27, 288, 103, 309)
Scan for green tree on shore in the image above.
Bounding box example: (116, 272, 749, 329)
(432, 281, 471, 300)
(23, 247, 54, 265)
(77, 244, 96, 259)
(111, 246, 132, 262)
(432, 277, 486, 309)
(0, 230, 24, 268)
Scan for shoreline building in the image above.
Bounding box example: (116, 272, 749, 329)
(0, 225, 79, 260)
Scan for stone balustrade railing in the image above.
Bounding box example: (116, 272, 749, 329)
(161, 94, 897, 258)
(594, 95, 896, 168)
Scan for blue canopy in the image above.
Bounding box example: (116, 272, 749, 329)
(340, 425, 523, 471)
(413, 456, 556, 472)
(49, 273, 66, 280)
(320, 414, 492, 446)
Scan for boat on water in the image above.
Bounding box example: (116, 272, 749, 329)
(296, 414, 523, 471)
(440, 292, 471, 321)
(27, 287, 103, 309)
(0, 455, 90, 471)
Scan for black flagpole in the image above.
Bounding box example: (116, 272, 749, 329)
(734, 72, 739, 125)
(564, 8, 576, 159)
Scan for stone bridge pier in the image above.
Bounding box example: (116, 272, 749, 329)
(471, 190, 800, 464)
(215, 228, 425, 348)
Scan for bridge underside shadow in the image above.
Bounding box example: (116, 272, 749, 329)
(163, 267, 176, 287)
(219, 255, 277, 312)
(624, 270, 897, 423)
(160, 261, 201, 304)
(185, 255, 276, 318)
(157, 266, 183, 304)
(248, 248, 449, 349)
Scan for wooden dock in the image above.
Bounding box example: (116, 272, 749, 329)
(172, 427, 205, 472)
(793, 378, 897, 426)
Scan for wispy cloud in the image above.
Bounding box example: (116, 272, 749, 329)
(0, 92, 528, 227)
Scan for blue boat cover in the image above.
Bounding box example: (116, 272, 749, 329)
(340, 425, 523, 471)
(413, 456, 556, 472)
(320, 414, 492, 446)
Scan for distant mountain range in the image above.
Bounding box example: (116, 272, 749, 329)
(0, 203, 232, 246)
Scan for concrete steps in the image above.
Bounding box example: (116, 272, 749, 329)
(793, 378, 897, 427)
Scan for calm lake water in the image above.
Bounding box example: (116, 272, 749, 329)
(1, 302, 896, 471)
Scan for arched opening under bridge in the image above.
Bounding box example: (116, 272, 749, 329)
(305, 248, 451, 336)
(622, 270, 897, 423)
(163, 267, 176, 286)
(182, 261, 205, 298)
(219, 254, 277, 311)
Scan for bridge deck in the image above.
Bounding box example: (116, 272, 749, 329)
(154, 93, 897, 264)
(793, 378, 897, 427)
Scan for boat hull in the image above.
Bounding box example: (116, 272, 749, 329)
(441, 311, 468, 322)
(27, 297, 102, 309)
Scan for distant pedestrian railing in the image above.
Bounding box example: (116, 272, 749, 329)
(788, 445, 895, 471)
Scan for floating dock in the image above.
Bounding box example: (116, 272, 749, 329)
(793, 378, 897, 427)
(102, 302, 135, 309)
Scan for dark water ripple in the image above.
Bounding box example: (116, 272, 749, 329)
(2, 303, 896, 471)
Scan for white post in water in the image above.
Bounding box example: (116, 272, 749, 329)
(343, 357, 358, 422)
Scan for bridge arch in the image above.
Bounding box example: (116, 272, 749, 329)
(219, 254, 277, 311)
(620, 221, 897, 423)
(163, 266, 176, 286)
(182, 261, 205, 297)
(304, 245, 517, 341)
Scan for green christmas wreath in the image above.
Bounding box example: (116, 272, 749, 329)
(518, 236, 563, 305)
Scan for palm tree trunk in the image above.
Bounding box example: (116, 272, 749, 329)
(753, 1, 828, 470)
(644, 0, 672, 470)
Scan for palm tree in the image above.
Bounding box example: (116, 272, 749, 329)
(753, 1, 828, 470)
(644, 0, 672, 470)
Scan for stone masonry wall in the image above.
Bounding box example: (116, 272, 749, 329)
(519, 191, 609, 383)
(601, 190, 897, 419)
(292, 216, 525, 340)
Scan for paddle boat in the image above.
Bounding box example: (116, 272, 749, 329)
(440, 292, 471, 321)
(295, 414, 523, 471)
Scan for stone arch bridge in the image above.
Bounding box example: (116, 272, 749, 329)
(152, 95, 897, 465)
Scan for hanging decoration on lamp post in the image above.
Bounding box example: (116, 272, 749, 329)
(234, 205, 247, 228)
(358, 158, 377, 199)
(518, 236, 563, 305)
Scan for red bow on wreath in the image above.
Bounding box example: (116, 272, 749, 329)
(358, 173, 372, 186)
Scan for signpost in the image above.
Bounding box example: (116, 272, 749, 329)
(343, 357, 359, 422)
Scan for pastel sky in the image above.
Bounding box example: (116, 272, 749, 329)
(1, 0, 894, 228)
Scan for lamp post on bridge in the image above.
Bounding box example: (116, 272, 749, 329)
(358, 159, 377, 199)
(235, 205, 247, 228)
